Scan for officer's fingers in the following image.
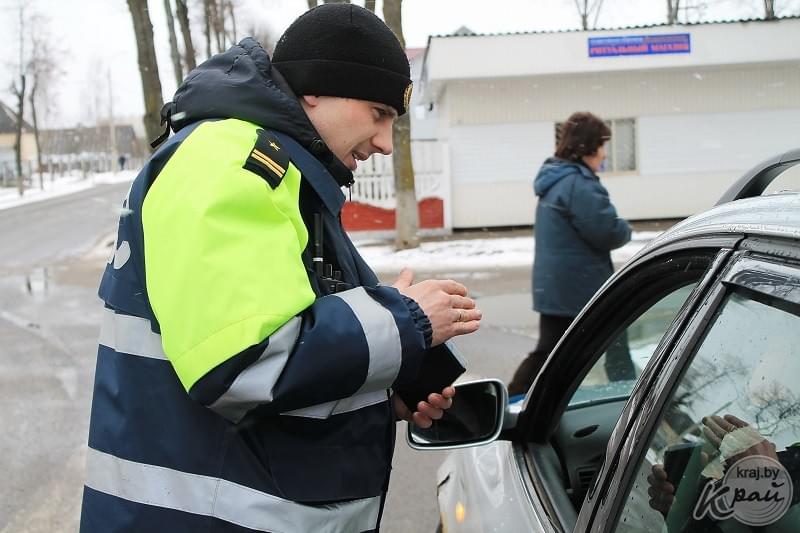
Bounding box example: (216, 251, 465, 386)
(392, 394, 413, 422)
(450, 294, 476, 309)
(416, 401, 445, 421)
(435, 279, 467, 297)
(411, 411, 433, 429)
(452, 317, 481, 337)
(441, 386, 456, 399)
(392, 267, 414, 289)
(426, 392, 453, 410)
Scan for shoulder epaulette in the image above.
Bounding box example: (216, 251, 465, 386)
(243, 129, 291, 189)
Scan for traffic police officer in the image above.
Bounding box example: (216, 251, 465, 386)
(80, 5, 481, 532)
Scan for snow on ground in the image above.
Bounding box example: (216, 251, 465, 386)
(354, 231, 662, 273)
(1, 170, 661, 272)
(0, 171, 135, 211)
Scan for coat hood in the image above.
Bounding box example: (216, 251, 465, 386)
(161, 37, 354, 187)
(534, 157, 597, 197)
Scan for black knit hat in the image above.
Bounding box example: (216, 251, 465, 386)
(272, 4, 412, 116)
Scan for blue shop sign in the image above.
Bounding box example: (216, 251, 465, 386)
(588, 33, 691, 57)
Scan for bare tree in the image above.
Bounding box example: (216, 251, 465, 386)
(225, 1, 238, 46)
(307, 0, 317, 10)
(667, 0, 681, 23)
(764, 0, 777, 19)
(573, 0, 605, 30)
(245, 21, 277, 54)
(383, 0, 419, 250)
(175, 0, 197, 71)
(27, 28, 60, 189)
(203, 0, 213, 58)
(364, 0, 376, 11)
(210, 0, 225, 53)
(126, 0, 165, 148)
(164, 0, 184, 86)
(11, 5, 26, 196)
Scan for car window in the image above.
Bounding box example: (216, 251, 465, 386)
(568, 283, 696, 408)
(615, 290, 800, 532)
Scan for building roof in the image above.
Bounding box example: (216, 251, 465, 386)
(420, 15, 800, 100)
(0, 99, 32, 134)
(428, 14, 800, 40)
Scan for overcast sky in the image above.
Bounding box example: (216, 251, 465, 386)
(0, 0, 792, 129)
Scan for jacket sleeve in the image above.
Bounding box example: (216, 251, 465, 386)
(568, 175, 632, 251)
(141, 120, 429, 423)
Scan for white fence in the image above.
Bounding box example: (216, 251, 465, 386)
(350, 140, 449, 214)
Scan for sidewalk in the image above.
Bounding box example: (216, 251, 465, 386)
(0, 171, 135, 211)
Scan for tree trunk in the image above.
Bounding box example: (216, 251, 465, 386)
(226, 1, 237, 46)
(13, 75, 26, 197)
(29, 79, 44, 190)
(126, 0, 165, 150)
(164, 0, 183, 86)
(203, 0, 212, 58)
(175, 0, 197, 71)
(764, 0, 776, 19)
(364, 0, 375, 11)
(210, 0, 224, 53)
(307, 0, 317, 9)
(667, 0, 680, 24)
(383, 0, 419, 250)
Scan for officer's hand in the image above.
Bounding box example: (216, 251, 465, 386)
(393, 386, 456, 429)
(392, 268, 481, 346)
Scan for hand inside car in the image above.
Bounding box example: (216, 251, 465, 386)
(647, 464, 676, 518)
(701, 414, 778, 464)
(393, 386, 456, 429)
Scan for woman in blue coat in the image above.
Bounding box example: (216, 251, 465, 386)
(508, 112, 633, 397)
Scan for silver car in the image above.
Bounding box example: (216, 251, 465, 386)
(409, 149, 800, 532)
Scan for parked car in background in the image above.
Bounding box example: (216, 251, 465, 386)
(409, 149, 800, 532)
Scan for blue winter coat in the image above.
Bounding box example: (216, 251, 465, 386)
(532, 157, 631, 316)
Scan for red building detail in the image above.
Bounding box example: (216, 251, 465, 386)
(341, 198, 444, 231)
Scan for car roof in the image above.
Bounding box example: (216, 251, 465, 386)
(636, 192, 800, 259)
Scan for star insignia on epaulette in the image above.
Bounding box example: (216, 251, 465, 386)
(243, 129, 291, 189)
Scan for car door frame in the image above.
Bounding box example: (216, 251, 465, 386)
(579, 241, 800, 531)
(507, 234, 742, 531)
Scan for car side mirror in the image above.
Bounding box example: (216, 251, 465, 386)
(406, 378, 507, 450)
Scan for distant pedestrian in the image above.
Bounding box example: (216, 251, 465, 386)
(508, 111, 633, 397)
(117, 154, 126, 171)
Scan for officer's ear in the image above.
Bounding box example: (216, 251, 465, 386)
(300, 95, 321, 108)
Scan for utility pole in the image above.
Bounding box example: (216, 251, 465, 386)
(108, 68, 118, 173)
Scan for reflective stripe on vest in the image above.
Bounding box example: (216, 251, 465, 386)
(209, 317, 302, 423)
(84, 447, 382, 533)
(99, 308, 166, 360)
(333, 288, 402, 393)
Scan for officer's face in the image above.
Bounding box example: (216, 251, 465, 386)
(301, 95, 397, 171)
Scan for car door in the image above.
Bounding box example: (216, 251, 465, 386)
(583, 246, 800, 532)
(509, 240, 740, 532)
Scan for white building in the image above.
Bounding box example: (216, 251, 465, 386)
(419, 16, 800, 229)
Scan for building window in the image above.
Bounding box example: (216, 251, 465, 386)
(555, 118, 637, 173)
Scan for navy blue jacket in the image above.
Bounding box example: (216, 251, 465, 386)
(80, 38, 431, 533)
(532, 157, 631, 317)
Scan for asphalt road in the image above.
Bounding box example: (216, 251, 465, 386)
(0, 182, 536, 533)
